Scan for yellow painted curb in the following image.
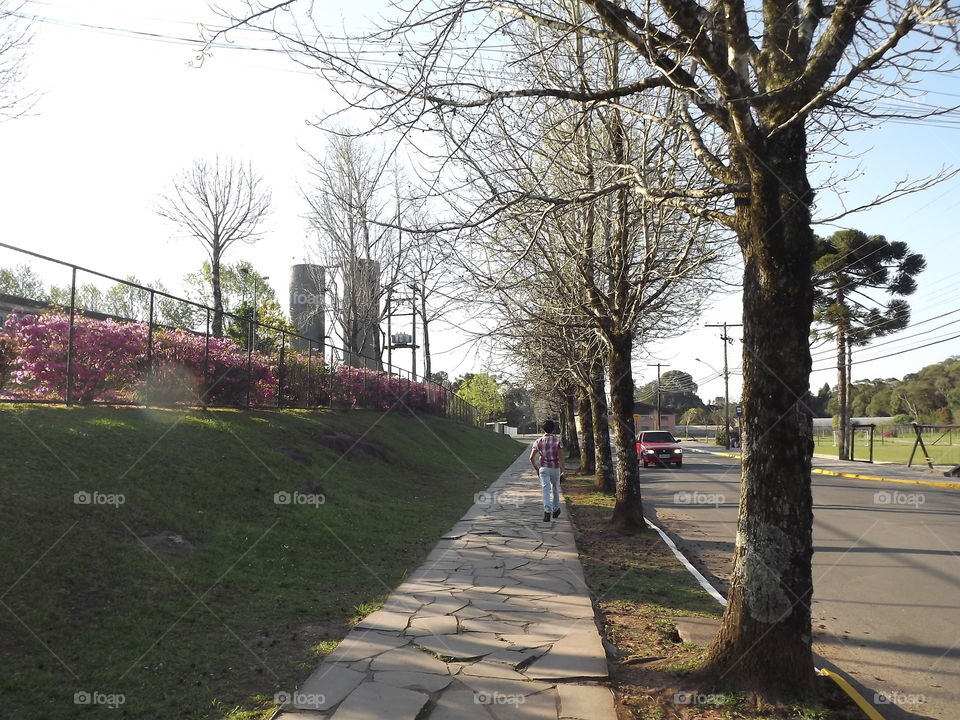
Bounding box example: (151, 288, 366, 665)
(811, 468, 960, 490)
(693, 448, 960, 489)
(817, 668, 885, 720)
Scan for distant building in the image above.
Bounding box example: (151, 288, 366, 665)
(633, 401, 677, 434)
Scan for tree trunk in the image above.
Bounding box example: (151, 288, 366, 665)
(607, 332, 642, 531)
(565, 391, 581, 459)
(699, 126, 816, 696)
(578, 384, 596, 474)
(836, 321, 848, 460)
(211, 253, 224, 338)
(421, 298, 432, 379)
(589, 355, 614, 492)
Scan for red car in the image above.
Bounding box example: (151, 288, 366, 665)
(636, 430, 683, 467)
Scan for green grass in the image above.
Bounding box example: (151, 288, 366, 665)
(813, 432, 960, 465)
(0, 404, 523, 720)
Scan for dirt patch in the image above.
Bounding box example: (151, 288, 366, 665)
(139, 532, 201, 555)
(312, 429, 391, 462)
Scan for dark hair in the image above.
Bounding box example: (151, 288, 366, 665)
(542, 420, 555, 433)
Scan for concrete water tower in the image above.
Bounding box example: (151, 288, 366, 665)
(288, 264, 325, 352)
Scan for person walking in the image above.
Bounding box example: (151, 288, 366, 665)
(529, 420, 565, 523)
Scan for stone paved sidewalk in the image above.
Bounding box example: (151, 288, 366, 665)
(277, 449, 617, 719)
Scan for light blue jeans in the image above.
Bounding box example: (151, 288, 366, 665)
(539, 467, 561, 513)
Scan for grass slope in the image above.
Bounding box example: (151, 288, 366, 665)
(0, 405, 522, 720)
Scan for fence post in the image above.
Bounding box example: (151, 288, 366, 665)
(245, 320, 253, 409)
(307, 340, 313, 408)
(202, 309, 210, 407)
(146, 290, 155, 383)
(278, 331, 285, 409)
(65, 267, 77, 405)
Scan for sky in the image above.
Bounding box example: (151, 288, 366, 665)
(1, 0, 959, 403)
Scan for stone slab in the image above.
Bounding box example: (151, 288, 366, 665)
(407, 614, 459, 636)
(296, 664, 366, 711)
(523, 629, 609, 680)
(557, 683, 617, 719)
(488, 689, 558, 720)
(427, 688, 486, 720)
(324, 631, 409, 663)
(414, 632, 505, 660)
(355, 610, 410, 633)
(369, 645, 452, 674)
(330, 681, 428, 720)
(673, 616, 721, 648)
(372, 670, 454, 693)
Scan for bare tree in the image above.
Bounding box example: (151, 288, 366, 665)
(157, 156, 271, 337)
(304, 135, 409, 369)
(400, 227, 461, 379)
(0, 0, 33, 122)
(213, 0, 960, 699)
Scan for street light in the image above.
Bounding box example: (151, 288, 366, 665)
(696, 357, 730, 450)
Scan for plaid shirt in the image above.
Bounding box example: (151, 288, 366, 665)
(534, 434, 563, 469)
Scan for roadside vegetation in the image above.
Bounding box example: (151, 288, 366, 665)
(0, 405, 522, 720)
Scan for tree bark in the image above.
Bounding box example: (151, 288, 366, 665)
(578, 384, 596, 474)
(211, 252, 224, 338)
(607, 332, 642, 530)
(421, 291, 432, 379)
(699, 125, 816, 696)
(589, 355, 614, 492)
(565, 390, 581, 459)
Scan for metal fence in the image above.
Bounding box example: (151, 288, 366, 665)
(0, 242, 479, 426)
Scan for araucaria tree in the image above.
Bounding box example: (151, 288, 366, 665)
(216, 0, 960, 699)
(813, 229, 925, 459)
(157, 156, 271, 337)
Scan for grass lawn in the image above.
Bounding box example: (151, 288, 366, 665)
(812, 432, 960, 465)
(563, 474, 861, 719)
(0, 404, 523, 720)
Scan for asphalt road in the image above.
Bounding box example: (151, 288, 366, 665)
(639, 448, 960, 720)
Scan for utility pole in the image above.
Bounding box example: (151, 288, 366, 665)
(705, 322, 742, 450)
(647, 363, 669, 429)
(410, 282, 417, 379)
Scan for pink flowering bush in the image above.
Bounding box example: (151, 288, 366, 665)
(1, 312, 450, 414)
(3, 313, 146, 402)
(2, 313, 275, 406)
(328, 365, 447, 414)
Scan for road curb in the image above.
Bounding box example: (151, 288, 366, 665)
(687, 447, 960, 489)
